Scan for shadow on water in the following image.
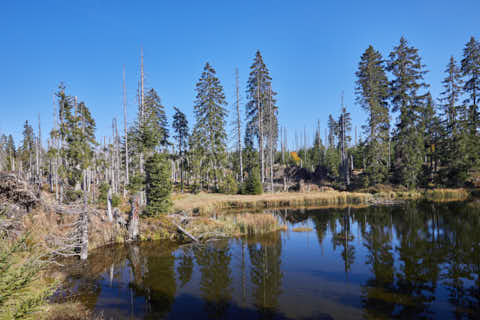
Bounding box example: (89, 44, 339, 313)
(56, 200, 480, 319)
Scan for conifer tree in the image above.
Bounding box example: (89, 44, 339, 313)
(145, 153, 172, 216)
(460, 36, 480, 168)
(245, 51, 278, 183)
(172, 106, 189, 192)
(20, 120, 35, 179)
(439, 56, 469, 186)
(420, 93, 441, 186)
(338, 105, 352, 186)
(191, 63, 228, 191)
(388, 37, 429, 188)
(134, 88, 169, 154)
(311, 125, 325, 168)
(355, 45, 390, 185)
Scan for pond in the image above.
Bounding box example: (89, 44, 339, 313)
(58, 201, 480, 319)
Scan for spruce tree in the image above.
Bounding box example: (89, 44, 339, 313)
(191, 62, 228, 191)
(145, 153, 172, 216)
(355, 45, 390, 185)
(134, 88, 169, 154)
(419, 93, 441, 186)
(172, 106, 189, 192)
(460, 36, 480, 169)
(245, 50, 278, 183)
(20, 120, 35, 178)
(388, 37, 429, 188)
(438, 56, 469, 186)
(338, 105, 352, 186)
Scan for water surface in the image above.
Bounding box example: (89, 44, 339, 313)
(60, 201, 480, 319)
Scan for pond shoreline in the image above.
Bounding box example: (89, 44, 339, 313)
(38, 188, 476, 319)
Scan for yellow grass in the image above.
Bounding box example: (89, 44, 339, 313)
(173, 191, 374, 215)
(292, 227, 313, 232)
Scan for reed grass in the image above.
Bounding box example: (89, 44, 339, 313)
(423, 188, 470, 201)
(173, 191, 374, 215)
(292, 227, 313, 232)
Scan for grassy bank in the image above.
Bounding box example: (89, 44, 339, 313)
(173, 190, 374, 214)
(370, 188, 472, 202)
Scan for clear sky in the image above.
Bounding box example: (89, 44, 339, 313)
(1, 0, 479, 149)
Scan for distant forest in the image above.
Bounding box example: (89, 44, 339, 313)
(1, 36, 479, 210)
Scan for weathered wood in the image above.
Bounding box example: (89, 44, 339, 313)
(174, 222, 198, 242)
(127, 193, 140, 241)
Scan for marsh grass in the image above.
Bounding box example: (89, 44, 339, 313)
(292, 227, 313, 232)
(180, 212, 286, 240)
(424, 188, 470, 201)
(173, 191, 373, 215)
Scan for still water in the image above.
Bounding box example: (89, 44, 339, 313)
(60, 201, 480, 319)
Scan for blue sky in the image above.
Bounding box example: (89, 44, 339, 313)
(1, 0, 479, 149)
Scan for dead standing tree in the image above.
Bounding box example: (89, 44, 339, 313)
(127, 193, 140, 241)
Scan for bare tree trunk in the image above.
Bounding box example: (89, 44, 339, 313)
(80, 172, 89, 260)
(235, 68, 243, 183)
(257, 74, 264, 183)
(123, 66, 129, 197)
(128, 193, 140, 241)
(107, 187, 113, 222)
(139, 48, 145, 206)
(268, 87, 274, 193)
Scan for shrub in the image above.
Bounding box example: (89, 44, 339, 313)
(0, 232, 57, 319)
(64, 189, 83, 203)
(219, 174, 238, 194)
(242, 169, 263, 195)
(191, 183, 202, 194)
(145, 153, 172, 216)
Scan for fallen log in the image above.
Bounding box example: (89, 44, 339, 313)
(173, 222, 198, 243)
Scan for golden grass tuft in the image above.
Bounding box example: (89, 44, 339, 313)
(424, 188, 470, 201)
(292, 227, 313, 232)
(173, 191, 373, 215)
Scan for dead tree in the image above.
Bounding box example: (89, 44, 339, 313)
(79, 190, 89, 260)
(123, 66, 129, 196)
(127, 193, 140, 241)
(235, 68, 243, 183)
(107, 187, 113, 222)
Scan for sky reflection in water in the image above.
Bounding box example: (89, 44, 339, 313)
(60, 201, 480, 319)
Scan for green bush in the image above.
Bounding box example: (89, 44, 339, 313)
(97, 183, 121, 208)
(219, 174, 239, 194)
(0, 232, 57, 319)
(111, 194, 121, 208)
(191, 183, 202, 194)
(64, 189, 83, 203)
(145, 153, 172, 216)
(241, 169, 263, 195)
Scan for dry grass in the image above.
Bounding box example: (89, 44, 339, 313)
(173, 191, 373, 215)
(179, 212, 286, 240)
(424, 188, 470, 201)
(292, 227, 313, 232)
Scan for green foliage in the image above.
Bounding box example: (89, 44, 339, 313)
(0, 233, 56, 319)
(241, 169, 263, 195)
(325, 147, 340, 180)
(172, 107, 189, 192)
(127, 174, 145, 193)
(355, 45, 390, 185)
(245, 50, 279, 171)
(219, 174, 239, 194)
(97, 183, 120, 207)
(64, 189, 83, 203)
(190, 63, 228, 191)
(388, 37, 429, 188)
(145, 153, 172, 216)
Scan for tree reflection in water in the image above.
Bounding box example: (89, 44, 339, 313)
(57, 201, 480, 319)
